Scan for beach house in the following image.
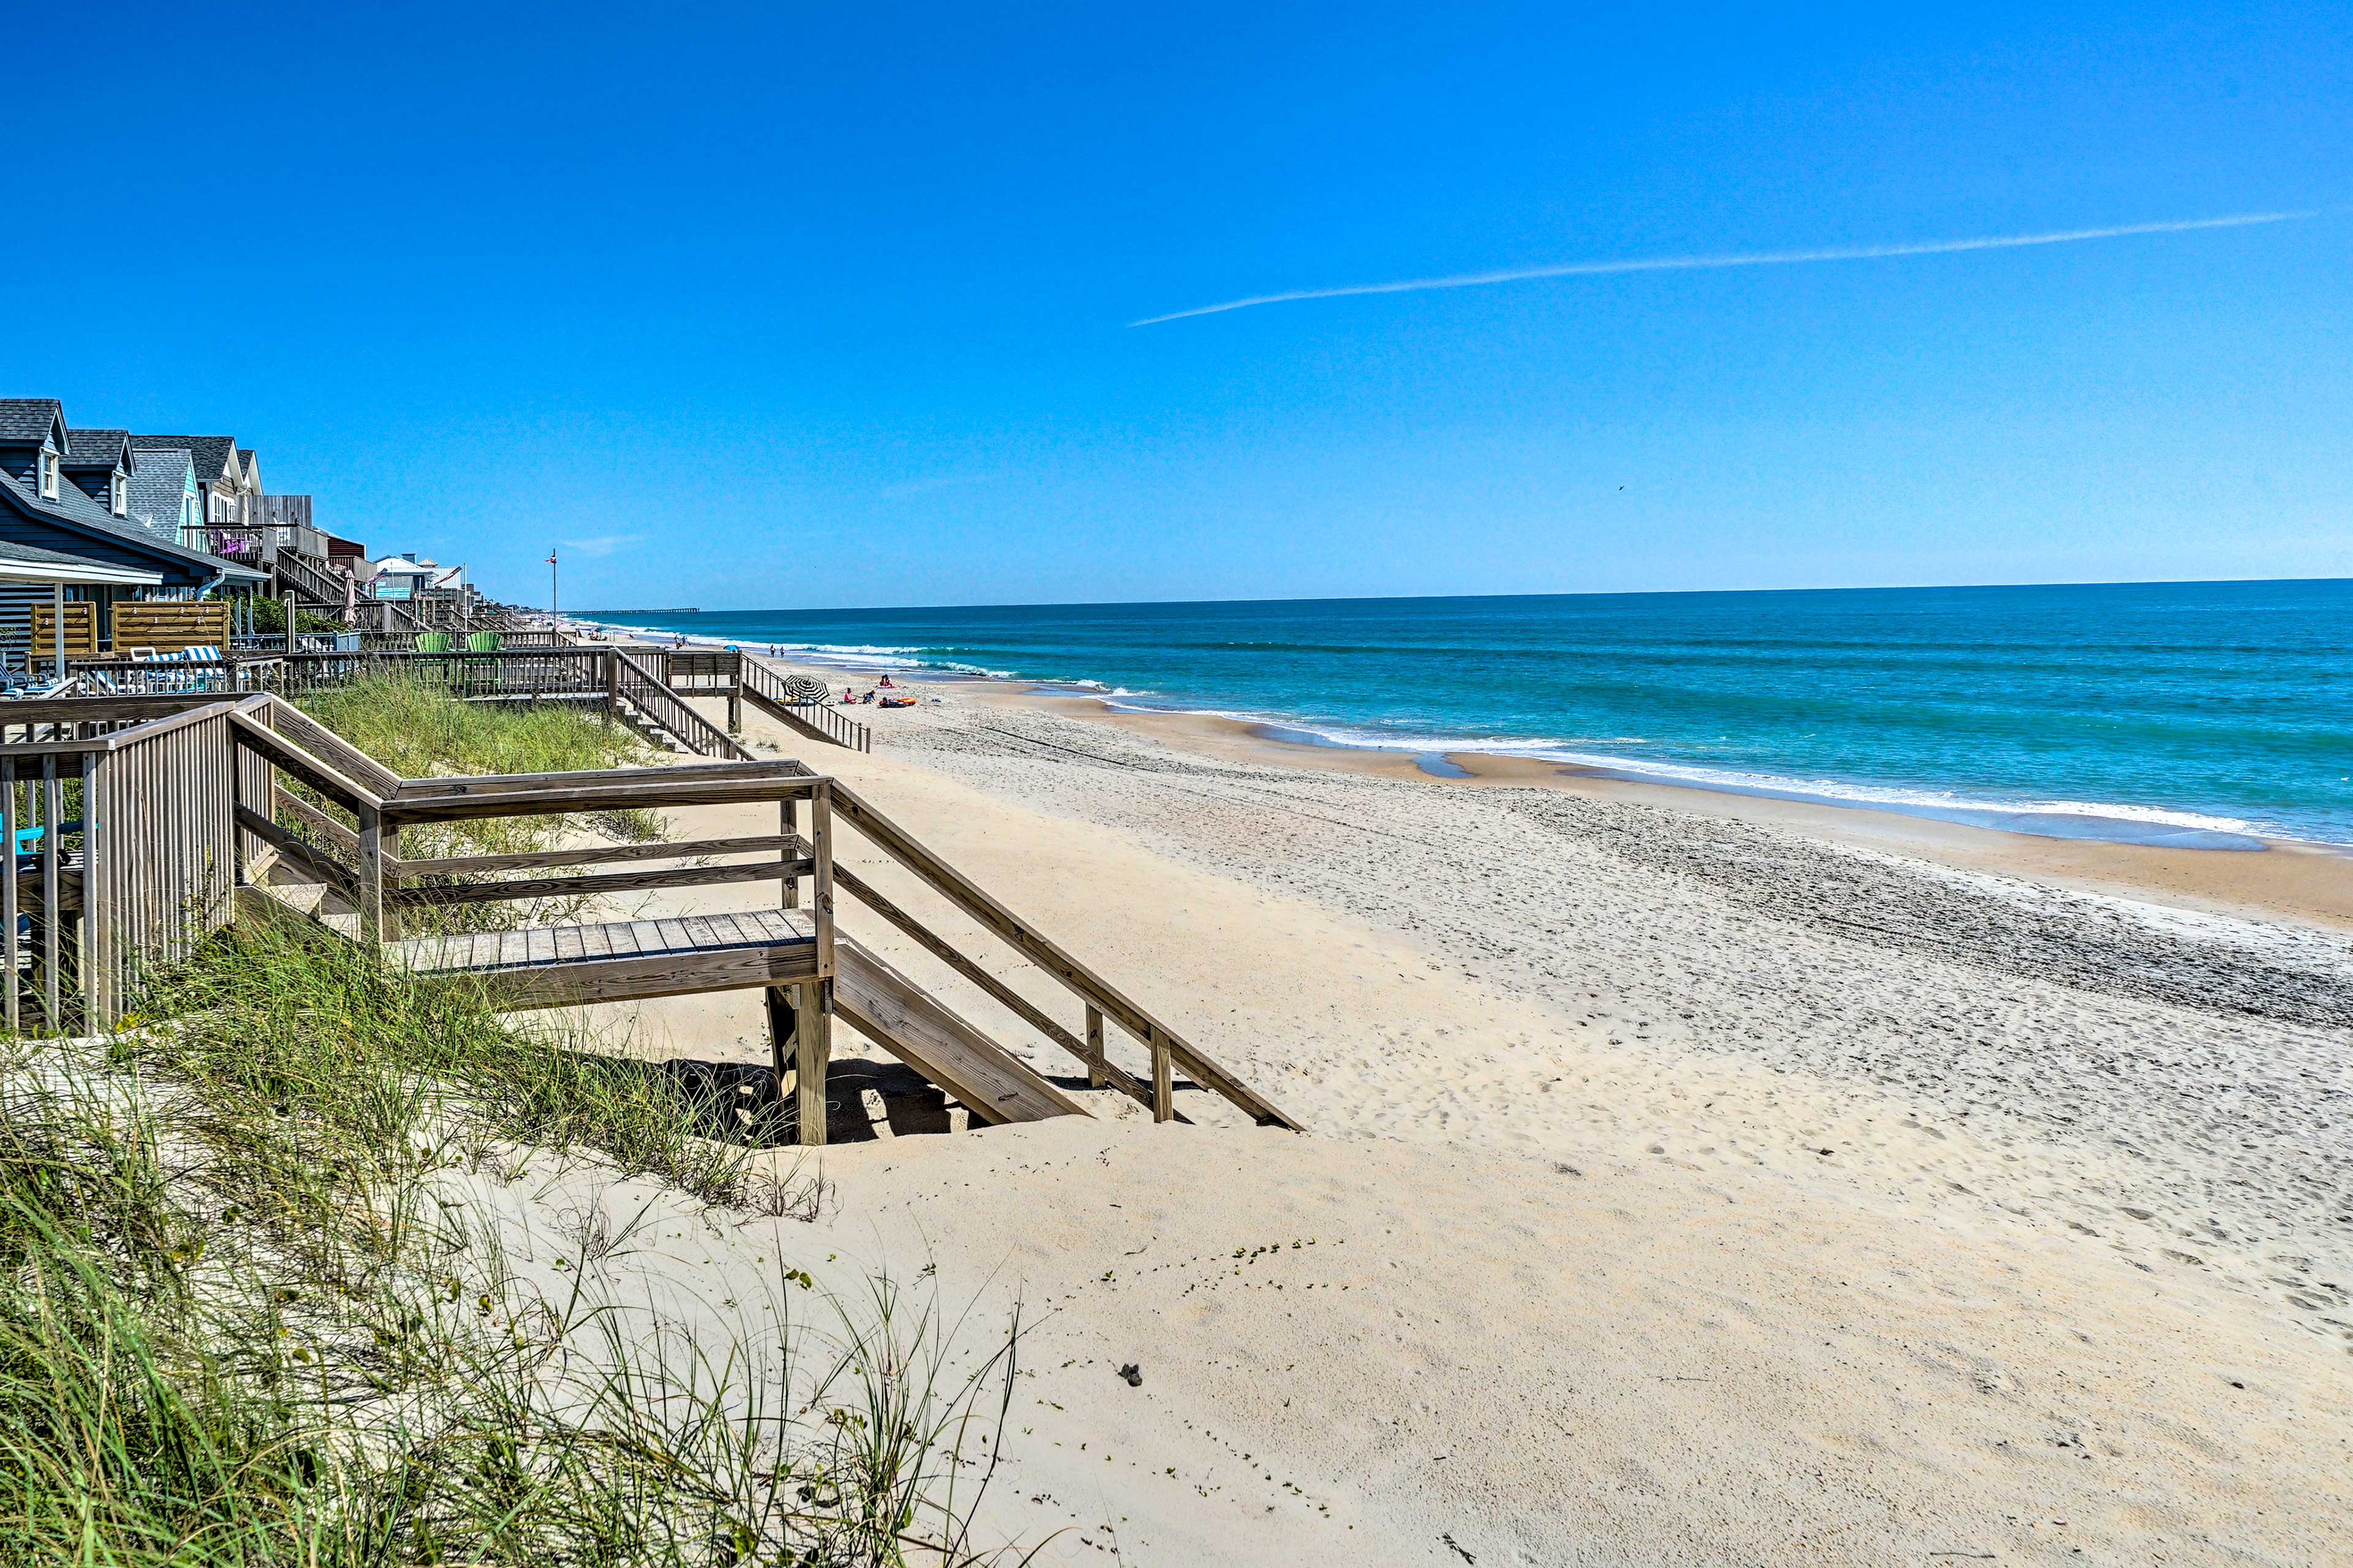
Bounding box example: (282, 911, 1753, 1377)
(0, 398, 268, 658)
(131, 433, 249, 542)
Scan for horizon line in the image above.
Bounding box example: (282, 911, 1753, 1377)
(563, 574, 2352, 619)
(1129, 208, 2320, 327)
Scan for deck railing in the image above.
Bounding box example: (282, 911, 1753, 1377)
(613, 652, 749, 759)
(0, 689, 1293, 1129)
(0, 695, 265, 1029)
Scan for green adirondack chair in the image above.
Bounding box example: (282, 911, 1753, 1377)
(460, 631, 502, 696)
(413, 630, 453, 687)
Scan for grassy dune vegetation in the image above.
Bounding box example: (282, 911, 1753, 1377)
(0, 678, 1023, 1566)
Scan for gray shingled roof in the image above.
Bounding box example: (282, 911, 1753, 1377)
(0, 399, 66, 445)
(63, 428, 132, 470)
(132, 434, 238, 479)
(0, 465, 266, 582)
(0, 536, 145, 571)
(126, 445, 193, 543)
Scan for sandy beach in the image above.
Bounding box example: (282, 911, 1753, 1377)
(536, 645, 2353, 1564)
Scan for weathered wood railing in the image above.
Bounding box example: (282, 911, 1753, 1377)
(0, 689, 1293, 1131)
(613, 652, 751, 760)
(227, 713, 843, 1138)
(817, 780, 1291, 1127)
(0, 695, 268, 1030)
(59, 649, 749, 761)
(740, 656, 874, 754)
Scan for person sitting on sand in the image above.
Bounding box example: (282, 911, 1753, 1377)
(842, 686, 855, 704)
(878, 675, 895, 688)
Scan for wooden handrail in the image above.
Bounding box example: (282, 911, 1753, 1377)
(825, 780, 1297, 1129)
(613, 651, 751, 760)
(228, 709, 385, 814)
(391, 857, 813, 908)
(830, 859, 1160, 1114)
(392, 757, 807, 800)
(395, 830, 800, 878)
(739, 656, 873, 752)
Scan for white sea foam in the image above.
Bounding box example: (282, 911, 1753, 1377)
(1097, 696, 2273, 841)
(574, 621, 2300, 845)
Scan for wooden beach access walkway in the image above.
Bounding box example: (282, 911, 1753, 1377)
(63, 643, 876, 760)
(0, 686, 1295, 1144)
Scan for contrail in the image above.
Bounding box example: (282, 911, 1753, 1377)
(1128, 209, 2317, 327)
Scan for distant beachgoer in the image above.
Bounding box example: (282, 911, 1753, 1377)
(842, 686, 854, 703)
(878, 675, 895, 688)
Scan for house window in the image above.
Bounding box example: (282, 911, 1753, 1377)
(110, 472, 127, 515)
(39, 449, 58, 499)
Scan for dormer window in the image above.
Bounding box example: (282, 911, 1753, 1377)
(110, 472, 127, 515)
(39, 449, 59, 499)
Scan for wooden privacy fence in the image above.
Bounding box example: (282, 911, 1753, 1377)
(27, 604, 99, 660)
(113, 600, 233, 653)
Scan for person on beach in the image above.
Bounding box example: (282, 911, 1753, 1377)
(878, 675, 895, 688)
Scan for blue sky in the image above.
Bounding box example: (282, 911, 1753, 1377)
(12, 2, 2347, 608)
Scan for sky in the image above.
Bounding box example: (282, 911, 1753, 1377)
(9, 1, 2348, 610)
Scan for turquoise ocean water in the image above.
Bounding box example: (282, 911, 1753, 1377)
(580, 580, 2353, 850)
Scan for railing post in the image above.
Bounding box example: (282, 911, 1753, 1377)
(1150, 1027, 1172, 1124)
(355, 800, 384, 949)
(1086, 1004, 1105, 1089)
(780, 793, 798, 910)
(809, 778, 834, 977)
(40, 756, 59, 1030)
(80, 751, 102, 1028)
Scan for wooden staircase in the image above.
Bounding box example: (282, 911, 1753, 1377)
(214, 693, 1296, 1142)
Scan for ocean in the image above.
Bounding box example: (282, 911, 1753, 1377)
(578, 578, 2353, 850)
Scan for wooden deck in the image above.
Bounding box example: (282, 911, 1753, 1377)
(392, 908, 820, 1009)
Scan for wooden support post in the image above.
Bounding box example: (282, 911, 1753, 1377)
(382, 824, 401, 941)
(604, 650, 620, 722)
(355, 800, 384, 948)
(794, 979, 831, 1146)
(765, 983, 795, 1137)
(1150, 1028, 1172, 1124)
(780, 796, 798, 909)
(51, 584, 66, 680)
(284, 596, 296, 654)
(1086, 1004, 1105, 1089)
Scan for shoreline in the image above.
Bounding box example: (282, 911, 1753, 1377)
(569, 617, 2353, 932)
(581, 648, 2353, 1564)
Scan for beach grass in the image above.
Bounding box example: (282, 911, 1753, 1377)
(0, 678, 1028, 1566)
(279, 668, 666, 934)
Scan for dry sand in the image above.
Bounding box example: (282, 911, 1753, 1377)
(520, 656, 2352, 1564)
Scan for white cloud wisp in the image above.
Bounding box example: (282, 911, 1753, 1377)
(1128, 209, 2317, 327)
